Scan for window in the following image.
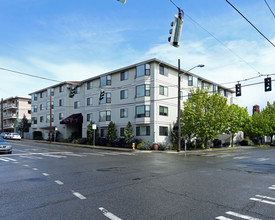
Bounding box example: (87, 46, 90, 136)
(218, 87, 223, 94)
(188, 76, 193, 86)
(159, 65, 168, 76)
(46, 101, 54, 110)
(40, 104, 44, 111)
(59, 85, 64, 93)
(59, 99, 64, 107)
(159, 106, 168, 116)
(136, 64, 150, 77)
(224, 90, 228, 97)
(121, 71, 128, 81)
(159, 85, 168, 96)
(74, 101, 80, 109)
(136, 84, 150, 97)
(32, 117, 37, 124)
(46, 114, 54, 123)
(40, 92, 44, 98)
(159, 126, 168, 136)
(87, 81, 93, 90)
(100, 75, 111, 87)
(59, 113, 64, 120)
(40, 116, 44, 123)
(47, 88, 54, 97)
(120, 109, 128, 118)
(188, 93, 192, 100)
(31, 105, 37, 113)
(87, 97, 93, 106)
(136, 105, 150, 118)
(201, 81, 205, 88)
(120, 90, 128, 99)
(180, 91, 183, 100)
(32, 94, 37, 101)
(120, 128, 125, 137)
(136, 126, 150, 136)
(100, 129, 108, 137)
(193, 77, 198, 87)
(75, 87, 80, 94)
(211, 84, 217, 93)
(99, 111, 111, 122)
(87, 113, 93, 122)
(100, 93, 111, 104)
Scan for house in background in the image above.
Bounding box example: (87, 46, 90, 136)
(0, 96, 31, 133)
(29, 58, 236, 144)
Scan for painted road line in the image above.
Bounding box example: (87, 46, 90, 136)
(63, 153, 86, 157)
(256, 195, 275, 201)
(41, 154, 67, 159)
(32, 168, 38, 171)
(23, 164, 30, 167)
(225, 211, 261, 220)
(82, 153, 105, 156)
(99, 207, 122, 220)
(215, 216, 233, 220)
(5, 157, 17, 161)
(0, 158, 10, 162)
(233, 156, 249, 159)
(257, 158, 269, 161)
(268, 187, 275, 190)
(54, 180, 64, 185)
(72, 191, 86, 200)
(250, 198, 275, 206)
(42, 173, 49, 176)
(20, 155, 43, 159)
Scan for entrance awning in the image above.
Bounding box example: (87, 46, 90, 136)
(60, 113, 83, 124)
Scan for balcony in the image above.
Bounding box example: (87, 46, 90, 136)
(3, 113, 18, 119)
(4, 104, 18, 110)
(3, 124, 14, 129)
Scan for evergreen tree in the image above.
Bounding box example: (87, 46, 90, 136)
(18, 114, 31, 136)
(124, 122, 134, 145)
(107, 121, 117, 145)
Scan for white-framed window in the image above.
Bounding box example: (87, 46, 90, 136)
(40, 92, 45, 98)
(59, 113, 64, 120)
(40, 104, 44, 111)
(59, 85, 64, 93)
(100, 75, 111, 87)
(46, 114, 54, 123)
(32, 94, 38, 101)
(99, 111, 111, 122)
(136, 64, 150, 77)
(136, 126, 150, 136)
(159, 126, 168, 136)
(87, 113, 93, 122)
(47, 88, 54, 97)
(31, 105, 37, 113)
(136, 84, 150, 97)
(159, 65, 168, 76)
(74, 101, 80, 109)
(120, 109, 128, 118)
(59, 99, 64, 107)
(75, 87, 80, 94)
(120, 90, 128, 99)
(159, 106, 168, 116)
(40, 116, 44, 123)
(159, 85, 168, 96)
(188, 76, 193, 86)
(87, 81, 93, 90)
(87, 97, 93, 106)
(100, 93, 111, 104)
(136, 105, 150, 118)
(46, 101, 54, 110)
(32, 117, 37, 124)
(120, 71, 128, 81)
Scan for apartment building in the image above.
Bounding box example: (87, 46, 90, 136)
(29, 58, 236, 143)
(0, 96, 31, 133)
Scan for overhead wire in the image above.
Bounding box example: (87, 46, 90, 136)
(263, 0, 275, 18)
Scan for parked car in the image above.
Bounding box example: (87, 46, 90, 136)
(270, 142, 275, 147)
(0, 137, 12, 154)
(6, 133, 21, 140)
(0, 132, 8, 139)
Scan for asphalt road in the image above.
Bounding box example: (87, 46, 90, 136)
(0, 140, 275, 220)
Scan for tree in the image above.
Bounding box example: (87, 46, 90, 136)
(18, 114, 31, 137)
(107, 121, 117, 145)
(225, 104, 249, 147)
(181, 87, 229, 148)
(124, 121, 134, 145)
(261, 101, 275, 142)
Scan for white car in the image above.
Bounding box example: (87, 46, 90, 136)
(6, 133, 21, 140)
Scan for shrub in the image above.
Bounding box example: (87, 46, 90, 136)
(158, 143, 169, 151)
(33, 131, 43, 140)
(96, 137, 108, 146)
(240, 139, 249, 146)
(72, 139, 79, 144)
(137, 142, 151, 150)
(130, 137, 142, 146)
(112, 138, 126, 148)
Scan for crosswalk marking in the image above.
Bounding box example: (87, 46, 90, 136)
(215, 216, 233, 220)
(20, 155, 43, 159)
(225, 211, 262, 220)
(250, 198, 275, 206)
(41, 154, 67, 158)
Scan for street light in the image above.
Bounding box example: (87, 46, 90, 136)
(177, 60, 205, 152)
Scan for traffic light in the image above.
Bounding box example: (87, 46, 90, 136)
(117, 0, 126, 3)
(99, 89, 105, 101)
(235, 83, 241, 97)
(69, 87, 76, 98)
(264, 77, 272, 92)
(168, 13, 183, 48)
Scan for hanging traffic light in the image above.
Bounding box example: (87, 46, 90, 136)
(235, 83, 241, 97)
(168, 13, 183, 48)
(69, 87, 76, 98)
(264, 77, 272, 92)
(99, 89, 105, 101)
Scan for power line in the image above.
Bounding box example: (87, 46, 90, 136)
(264, 0, 275, 18)
(0, 67, 62, 83)
(226, 0, 275, 48)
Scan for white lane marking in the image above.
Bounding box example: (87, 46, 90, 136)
(82, 153, 105, 156)
(20, 155, 43, 159)
(63, 152, 86, 157)
(250, 198, 275, 206)
(42, 173, 49, 176)
(72, 191, 86, 200)
(233, 156, 249, 159)
(225, 211, 261, 220)
(99, 207, 122, 220)
(268, 187, 275, 190)
(23, 164, 30, 167)
(0, 158, 10, 162)
(215, 216, 233, 220)
(41, 154, 67, 159)
(256, 195, 275, 201)
(54, 180, 64, 185)
(257, 158, 269, 161)
(4, 157, 17, 161)
(32, 168, 38, 171)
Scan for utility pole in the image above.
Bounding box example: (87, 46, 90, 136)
(50, 89, 52, 144)
(1, 98, 3, 132)
(177, 59, 181, 152)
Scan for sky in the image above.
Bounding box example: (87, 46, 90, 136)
(0, 0, 274, 114)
